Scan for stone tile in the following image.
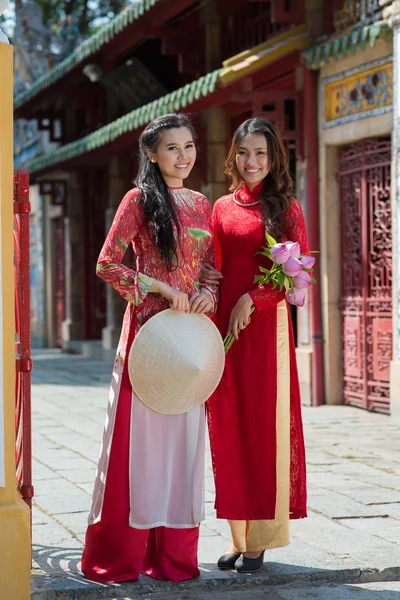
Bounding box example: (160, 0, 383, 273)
(200, 523, 220, 538)
(38, 455, 97, 470)
(32, 505, 51, 526)
(34, 477, 85, 498)
(205, 488, 215, 503)
(56, 467, 97, 484)
(353, 581, 400, 593)
(205, 502, 217, 518)
(307, 485, 389, 519)
(293, 515, 399, 568)
(79, 482, 95, 495)
(197, 563, 234, 582)
(30, 350, 400, 599)
(32, 520, 76, 546)
(44, 433, 100, 460)
(259, 536, 360, 573)
(205, 474, 216, 491)
(309, 476, 400, 505)
(337, 517, 400, 545)
(373, 503, 400, 519)
(186, 591, 272, 600)
(198, 534, 227, 563)
(35, 492, 91, 515)
(274, 582, 388, 600)
(56, 511, 90, 535)
(32, 460, 60, 481)
(205, 517, 232, 540)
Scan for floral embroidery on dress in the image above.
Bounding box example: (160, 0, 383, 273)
(97, 187, 218, 363)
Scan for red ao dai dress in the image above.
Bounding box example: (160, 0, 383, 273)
(82, 187, 217, 583)
(207, 182, 308, 553)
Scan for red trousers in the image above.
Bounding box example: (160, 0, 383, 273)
(81, 321, 200, 583)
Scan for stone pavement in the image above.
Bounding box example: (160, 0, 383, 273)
(30, 350, 400, 599)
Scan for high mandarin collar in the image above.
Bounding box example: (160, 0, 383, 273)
(235, 181, 263, 205)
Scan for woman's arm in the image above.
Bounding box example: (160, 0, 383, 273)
(197, 198, 219, 314)
(249, 198, 309, 312)
(96, 189, 155, 306)
(97, 189, 191, 312)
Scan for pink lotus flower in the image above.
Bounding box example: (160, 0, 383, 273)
(286, 287, 305, 307)
(283, 241, 300, 258)
(270, 243, 290, 264)
(282, 256, 302, 277)
(300, 255, 315, 269)
(292, 270, 312, 289)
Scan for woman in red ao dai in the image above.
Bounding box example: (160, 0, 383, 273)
(82, 114, 217, 583)
(201, 118, 309, 573)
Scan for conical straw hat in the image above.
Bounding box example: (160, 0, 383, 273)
(128, 309, 225, 415)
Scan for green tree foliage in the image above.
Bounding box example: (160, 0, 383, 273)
(36, 0, 128, 35)
(2, 0, 130, 39)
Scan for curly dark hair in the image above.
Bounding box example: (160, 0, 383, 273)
(225, 118, 294, 241)
(134, 113, 196, 271)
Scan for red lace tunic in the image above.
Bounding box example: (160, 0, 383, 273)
(207, 183, 308, 520)
(87, 186, 217, 529)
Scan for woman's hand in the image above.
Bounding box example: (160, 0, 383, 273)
(227, 293, 253, 340)
(189, 292, 213, 315)
(199, 263, 223, 286)
(153, 281, 190, 312)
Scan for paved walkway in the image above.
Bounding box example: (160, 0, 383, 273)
(30, 350, 400, 599)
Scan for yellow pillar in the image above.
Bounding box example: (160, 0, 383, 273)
(0, 33, 31, 600)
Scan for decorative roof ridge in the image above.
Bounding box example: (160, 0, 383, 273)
(219, 25, 310, 86)
(14, 0, 160, 110)
(302, 20, 392, 70)
(222, 24, 308, 68)
(22, 69, 223, 175)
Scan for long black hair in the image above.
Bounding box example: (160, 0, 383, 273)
(225, 118, 294, 241)
(134, 113, 196, 271)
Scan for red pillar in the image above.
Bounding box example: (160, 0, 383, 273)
(303, 66, 325, 406)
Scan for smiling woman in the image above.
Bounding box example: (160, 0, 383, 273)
(200, 118, 309, 574)
(147, 128, 197, 187)
(81, 113, 218, 584)
(235, 133, 270, 188)
(135, 115, 198, 271)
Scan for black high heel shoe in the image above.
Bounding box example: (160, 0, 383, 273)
(235, 550, 265, 573)
(217, 552, 241, 570)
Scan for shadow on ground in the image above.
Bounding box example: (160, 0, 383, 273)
(32, 350, 113, 387)
(31, 543, 400, 599)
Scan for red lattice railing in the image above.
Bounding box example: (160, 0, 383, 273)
(14, 169, 34, 509)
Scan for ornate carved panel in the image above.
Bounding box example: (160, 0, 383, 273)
(339, 139, 392, 412)
(322, 57, 393, 129)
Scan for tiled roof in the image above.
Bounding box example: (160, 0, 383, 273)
(25, 69, 222, 174)
(302, 21, 392, 70)
(14, 0, 160, 110)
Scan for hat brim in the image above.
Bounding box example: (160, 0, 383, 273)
(128, 309, 225, 415)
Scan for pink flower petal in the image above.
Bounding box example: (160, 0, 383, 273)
(286, 287, 305, 307)
(292, 270, 312, 289)
(300, 255, 315, 269)
(282, 256, 302, 277)
(283, 241, 300, 258)
(270, 243, 290, 264)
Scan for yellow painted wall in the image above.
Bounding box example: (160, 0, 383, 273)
(0, 43, 31, 600)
